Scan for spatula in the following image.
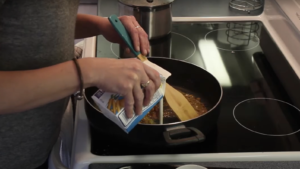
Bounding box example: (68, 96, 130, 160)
(108, 14, 199, 121)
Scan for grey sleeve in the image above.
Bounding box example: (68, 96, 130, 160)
(0, 0, 6, 7)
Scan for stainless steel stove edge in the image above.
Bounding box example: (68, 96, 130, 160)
(70, 100, 300, 169)
(67, 0, 300, 168)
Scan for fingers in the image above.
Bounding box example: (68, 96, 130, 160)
(130, 24, 141, 52)
(117, 59, 161, 118)
(132, 18, 150, 55)
(120, 17, 140, 51)
(142, 64, 160, 106)
(143, 64, 161, 92)
(130, 59, 152, 109)
(124, 91, 135, 118)
(143, 80, 156, 106)
(125, 48, 131, 55)
(133, 83, 144, 115)
(120, 16, 149, 56)
(123, 59, 149, 117)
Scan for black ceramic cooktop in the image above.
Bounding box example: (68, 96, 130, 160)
(92, 21, 300, 155)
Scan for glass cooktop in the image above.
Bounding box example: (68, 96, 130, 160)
(92, 21, 300, 155)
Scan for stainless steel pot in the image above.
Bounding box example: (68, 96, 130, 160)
(118, 0, 174, 40)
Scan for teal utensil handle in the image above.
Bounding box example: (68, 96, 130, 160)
(108, 15, 141, 57)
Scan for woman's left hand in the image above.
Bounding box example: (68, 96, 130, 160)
(101, 15, 150, 56)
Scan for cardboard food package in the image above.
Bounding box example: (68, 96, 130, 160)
(92, 62, 171, 133)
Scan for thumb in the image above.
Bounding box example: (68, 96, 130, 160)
(119, 41, 128, 49)
(125, 47, 131, 54)
(119, 42, 135, 54)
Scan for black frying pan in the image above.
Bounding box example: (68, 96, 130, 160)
(84, 57, 223, 147)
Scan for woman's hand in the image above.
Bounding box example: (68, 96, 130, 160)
(88, 58, 161, 118)
(100, 16, 150, 56)
(75, 14, 149, 55)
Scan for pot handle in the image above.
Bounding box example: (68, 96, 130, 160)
(163, 127, 205, 146)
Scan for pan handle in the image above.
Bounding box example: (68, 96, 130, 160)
(163, 127, 205, 146)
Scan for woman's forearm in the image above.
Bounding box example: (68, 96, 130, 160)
(0, 58, 95, 114)
(75, 14, 109, 39)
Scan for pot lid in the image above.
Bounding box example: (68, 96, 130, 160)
(119, 0, 174, 7)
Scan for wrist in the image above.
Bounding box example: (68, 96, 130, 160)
(77, 58, 97, 89)
(96, 17, 112, 35)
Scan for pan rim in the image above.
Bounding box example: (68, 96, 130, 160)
(83, 57, 223, 126)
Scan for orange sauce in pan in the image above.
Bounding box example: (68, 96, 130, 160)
(140, 90, 208, 124)
(90, 89, 208, 124)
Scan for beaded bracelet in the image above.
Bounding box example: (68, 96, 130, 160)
(72, 58, 84, 100)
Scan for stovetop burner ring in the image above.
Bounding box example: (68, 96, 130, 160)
(110, 31, 196, 60)
(172, 32, 196, 61)
(204, 28, 260, 52)
(110, 43, 119, 58)
(233, 98, 300, 137)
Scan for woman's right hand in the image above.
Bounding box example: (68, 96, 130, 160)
(86, 57, 161, 118)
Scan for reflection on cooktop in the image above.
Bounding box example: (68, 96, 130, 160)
(205, 22, 260, 52)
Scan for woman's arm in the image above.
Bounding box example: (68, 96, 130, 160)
(75, 14, 150, 56)
(0, 57, 161, 117)
(0, 15, 156, 116)
(75, 14, 107, 39)
(0, 58, 94, 114)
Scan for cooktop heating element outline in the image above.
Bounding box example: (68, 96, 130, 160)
(110, 31, 196, 60)
(233, 98, 300, 137)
